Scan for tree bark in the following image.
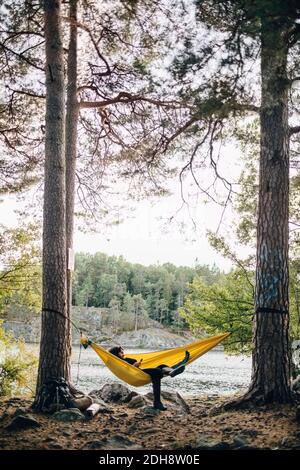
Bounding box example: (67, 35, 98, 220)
(249, 17, 292, 403)
(35, 0, 69, 401)
(65, 0, 79, 329)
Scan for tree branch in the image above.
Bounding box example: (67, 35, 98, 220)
(289, 126, 300, 135)
(0, 42, 44, 71)
(79, 92, 189, 109)
(6, 85, 45, 99)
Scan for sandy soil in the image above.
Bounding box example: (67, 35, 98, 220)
(0, 395, 300, 451)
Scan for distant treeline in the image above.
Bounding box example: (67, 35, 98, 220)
(73, 252, 222, 328)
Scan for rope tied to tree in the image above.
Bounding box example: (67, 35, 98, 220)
(255, 307, 289, 315)
(42, 307, 83, 334)
(42, 306, 122, 384)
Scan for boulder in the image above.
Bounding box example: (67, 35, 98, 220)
(192, 435, 231, 450)
(90, 383, 137, 404)
(127, 395, 150, 408)
(292, 376, 300, 392)
(52, 408, 85, 422)
(137, 406, 161, 417)
(145, 390, 190, 414)
(281, 436, 300, 449)
(5, 414, 41, 432)
(237, 429, 260, 438)
(13, 408, 29, 417)
(81, 435, 142, 450)
(232, 435, 249, 448)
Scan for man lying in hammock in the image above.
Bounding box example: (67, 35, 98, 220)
(109, 346, 189, 411)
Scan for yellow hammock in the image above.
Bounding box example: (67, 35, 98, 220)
(81, 332, 230, 387)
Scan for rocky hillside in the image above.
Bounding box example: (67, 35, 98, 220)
(114, 327, 195, 349)
(2, 306, 193, 348)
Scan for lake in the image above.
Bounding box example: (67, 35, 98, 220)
(70, 346, 252, 397)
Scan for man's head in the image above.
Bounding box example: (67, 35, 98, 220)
(108, 346, 124, 358)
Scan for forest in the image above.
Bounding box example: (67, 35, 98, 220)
(1, 0, 300, 456)
(73, 252, 217, 325)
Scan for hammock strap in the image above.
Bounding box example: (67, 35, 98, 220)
(42, 307, 82, 333)
(255, 307, 288, 315)
(76, 341, 82, 384)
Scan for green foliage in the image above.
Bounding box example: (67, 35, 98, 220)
(0, 223, 41, 315)
(0, 322, 37, 397)
(180, 269, 254, 353)
(72, 252, 219, 328)
(290, 261, 300, 342)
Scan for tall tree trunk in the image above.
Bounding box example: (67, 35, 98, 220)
(35, 0, 69, 401)
(65, 0, 78, 335)
(135, 304, 138, 331)
(248, 17, 291, 403)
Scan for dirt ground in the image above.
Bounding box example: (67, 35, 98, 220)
(0, 394, 300, 451)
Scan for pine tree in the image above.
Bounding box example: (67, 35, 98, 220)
(34, 0, 69, 406)
(170, 0, 300, 404)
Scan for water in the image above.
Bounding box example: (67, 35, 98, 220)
(71, 346, 252, 397)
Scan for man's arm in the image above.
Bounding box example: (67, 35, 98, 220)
(124, 357, 142, 367)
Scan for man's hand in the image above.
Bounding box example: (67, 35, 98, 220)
(133, 359, 143, 368)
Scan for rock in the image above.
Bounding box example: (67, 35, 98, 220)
(4, 306, 192, 347)
(82, 440, 105, 449)
(90, 383, 137, 404)
(127, 423, 138, 433)
(103, 435, 143, 450)
(208, 404, 224, 416)
(52, 408, 85, 422)
(281, 436, 300, 449)
(291, 376, 300, 392)
(232, 435, 249, 448)
(4, 414, 41, 432)
(238, 429, 260, 438)
(139, 427, 162, 436)
(47, 404, 67, 414)
(145, 390, 190, 414)
(49, 442, 64, 449)
(13, 408, 28, 417)
(0, 439, 8, 448)
(115, 327, 194, 349)
(193, 436, 231, 450)
(222, 426, 233, 433)
(82, 435, 142, 450)
(138, 406, 161, 417)
(127, 395, 150, 408)
(210, 441, 232, 450)
(167, 391, 190, 414)
(5, 397, 23, 404)
(42, 436, 56, 443)
(0, 412, 10, 422)
(234, 445, 261, 450)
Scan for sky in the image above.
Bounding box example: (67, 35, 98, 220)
(73, 142, 249, 271)
(0, 144, 247, 272)
(74, 199, 233, 270)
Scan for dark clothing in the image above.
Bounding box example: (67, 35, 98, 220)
(123, 357, 167, 407)
(123, 357, 136, 366)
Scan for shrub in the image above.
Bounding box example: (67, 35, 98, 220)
(0, 322, 37, 397)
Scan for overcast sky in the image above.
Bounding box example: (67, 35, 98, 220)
(0, 143, 248, 272)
